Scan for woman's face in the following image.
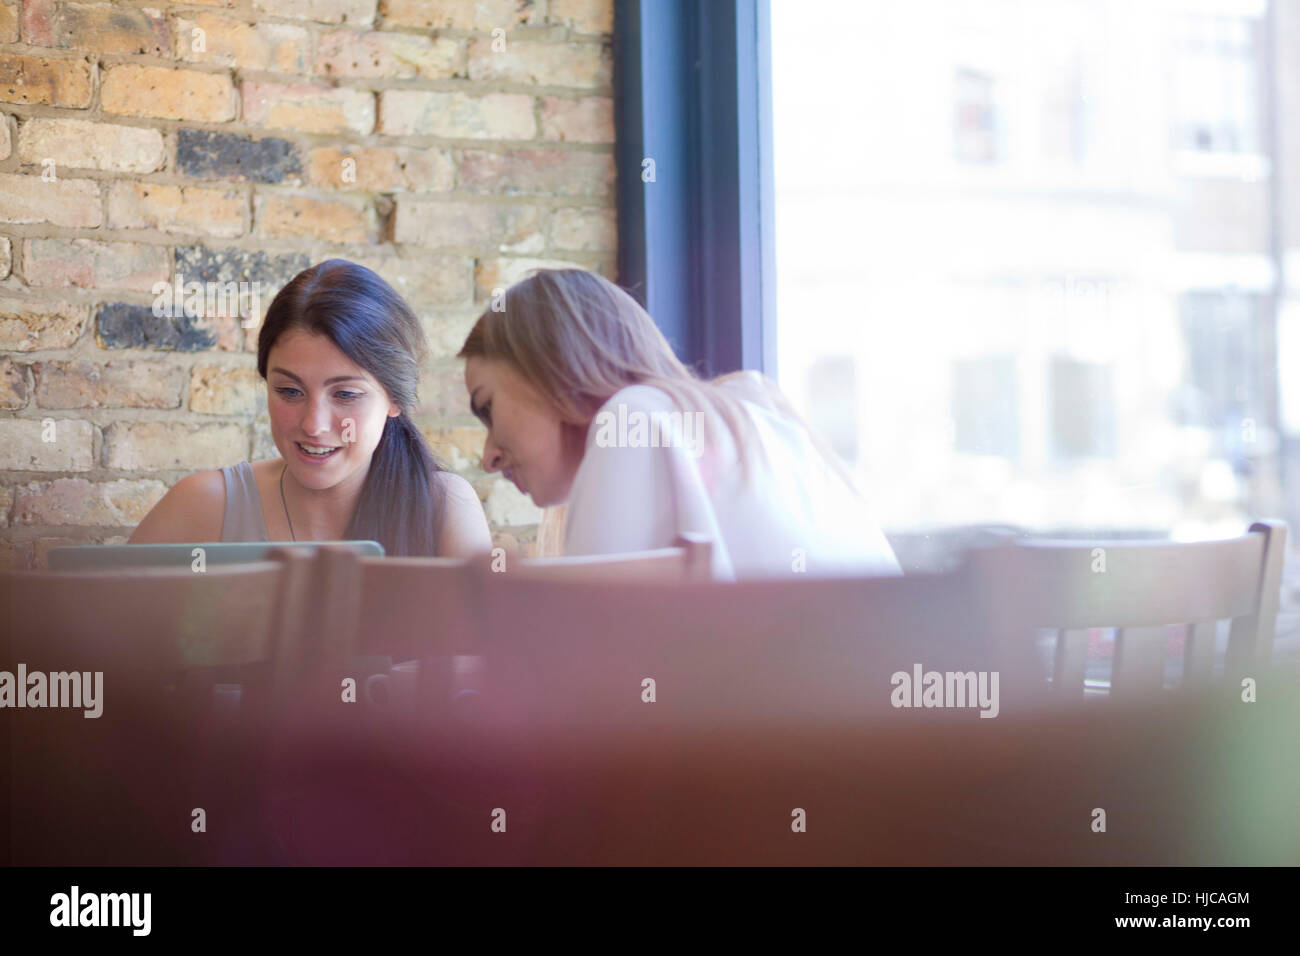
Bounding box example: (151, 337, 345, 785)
(266, 328, 400, 490)
(463, 356, 587, 507)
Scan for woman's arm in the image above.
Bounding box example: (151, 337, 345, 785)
(564, 430, 675, 556)
(128, 470, 225, 544)
(564, 385, 731, 577)
(434, 471, 493, 558)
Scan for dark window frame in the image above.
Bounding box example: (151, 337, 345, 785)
(614, 0, 776, 378)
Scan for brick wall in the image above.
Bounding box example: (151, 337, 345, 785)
(0, 0, 617, 569)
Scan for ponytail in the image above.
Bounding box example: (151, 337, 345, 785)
(347, 413, 446, 557)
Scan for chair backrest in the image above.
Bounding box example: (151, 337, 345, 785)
(243, 549, 1300, 865)
(514, 534, 714, 582)
(463, 564, 1045, 738)
(250, 563, 1055, 864)
(273, 547, 477, 664)
(961, 520, 1287, 699)
(0, 549, 314, 864)
(2, 549, 312, 683)
(282, 538, 715, 671)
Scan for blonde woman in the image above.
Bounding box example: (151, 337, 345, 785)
(458, 269, 899, 580)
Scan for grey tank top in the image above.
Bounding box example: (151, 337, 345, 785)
(220, 460, 270, 542)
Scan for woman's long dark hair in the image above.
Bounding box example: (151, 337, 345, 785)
(258, 259, 445, 556)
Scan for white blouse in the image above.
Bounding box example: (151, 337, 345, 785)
(563, 373, 903, 580)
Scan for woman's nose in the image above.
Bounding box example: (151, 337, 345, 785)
(302, 398, 333, 437)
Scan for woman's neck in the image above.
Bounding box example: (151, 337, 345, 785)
(280, 460, 369, 541)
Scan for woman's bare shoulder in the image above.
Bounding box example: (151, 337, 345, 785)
(128, 469, 226, 543)
(433, 469, 480, 503)
(248, 457, 284, 478)
(432, 470, 492, 557)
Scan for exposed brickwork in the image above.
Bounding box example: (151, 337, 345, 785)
(108, 182, 245, 237)
(379, 0, 539, 31)
(316, 29, 461, 79)
(0, 0, 616, 564)
(12, 477, 167, 527)
(177, 130, 302, 184)
(378, 89, 535, 138)
(0, 3, 17, 45)
(242, 81, 374, 135)
(0, 53, 92, 107)
(34, 358, 184, 409)
(96, 303, 240, 353)
(392, 198, 541, 251)
(550, 206, 616, 251)
(24, 238, 169, 292)
(188, 365, 265, 416)
(22, 1, 170, 57)
(0, 417, 96, 471)
(0, 297, 85, 352)
(173, 12, 310, 73)
(0, 355, 27, 408)
(457, 148, 614, 197)
(253, 192, 376, 243)
(17, 118, 166, 172)
(467, 39, 611, 88)
(103, 421, 247, 471)
(101, 64, 236, 122)
(307, 144, 453, 192)
(539, 95, 614, 142)
(256, 0, 376, 25)
(0, 172, 101, 227)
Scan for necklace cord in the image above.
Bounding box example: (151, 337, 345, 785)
(279, 462, 297, 541)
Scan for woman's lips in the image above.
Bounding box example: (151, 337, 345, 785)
(294, 441, 340, 465)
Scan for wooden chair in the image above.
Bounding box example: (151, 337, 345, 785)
(280, 537, 715, 669)
(249, 563, 1053, 863)
(960, 520, 1287, 699)
(0, 548, 314, 864)
(272, 548, 474, 663)
(248, 561, 1300, 865)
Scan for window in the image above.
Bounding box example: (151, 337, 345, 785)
(952, 357, 1019, 460)
(1179, 291, 1263, 459)
(1173, 13, 1261, 155)
(1049, 357, 1116, 460)
(771, 0, 1287, 537)
(805, 356, 860, 465)
(954, 68, 1002, 165)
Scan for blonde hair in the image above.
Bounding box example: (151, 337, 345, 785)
(535, 505, 569, 557)
(458, 269, 867, 510)
(458, 269, 761, 474)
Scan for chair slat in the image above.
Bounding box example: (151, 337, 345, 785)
(964, 521, 1287, 698)
(1225, 520, 1287, 686)
(1183, 620, 1218, 686)
(966, 534, 1264, 630)
(355, 555, 477, 659)
(1052, 629, 1089, 699)
(1113, 625, 1170, 697)
(3, 561, 295, 675)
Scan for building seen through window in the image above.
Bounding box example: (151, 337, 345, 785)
(772, 0, 1294, 538)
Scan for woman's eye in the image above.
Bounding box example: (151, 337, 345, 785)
(335, 391, 362, 402)
(275, 386, 302, 399)
(481, 402, 492, 425)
